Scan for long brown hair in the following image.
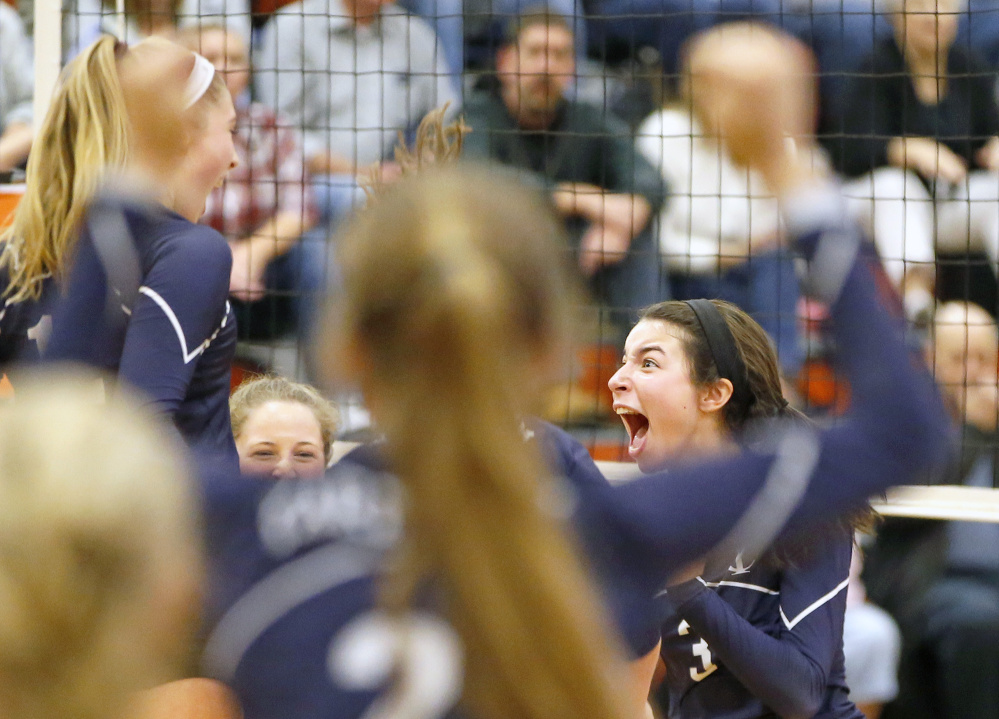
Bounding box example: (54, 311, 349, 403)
(325, 165, 631, 719)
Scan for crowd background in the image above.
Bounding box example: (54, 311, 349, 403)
(3, 0, 999, 717)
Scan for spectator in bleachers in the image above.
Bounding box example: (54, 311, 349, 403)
(255, 0, 459, 234)
(230, 375, 340, 479)
(462, 8, 666, 334)
(865, 300, 999, 719)
(636, 84, 803, 379)
(834, 0, 999, 314)
(181, 25, 322, 341)
(0, 3, 33, 174)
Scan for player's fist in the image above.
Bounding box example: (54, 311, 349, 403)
(685, 23, 818, 193)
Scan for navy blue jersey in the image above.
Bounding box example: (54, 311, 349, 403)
(0, 264, 55, 369)
(200, 431, 663, 719)
(46, 191, 238, 467)
(657, 533, 864, 719)
(201, 446, 405, 719)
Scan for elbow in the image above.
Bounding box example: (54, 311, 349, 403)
(767, 679, 825, 719)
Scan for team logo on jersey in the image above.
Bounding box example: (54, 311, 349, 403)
(728, 551, 755, 575)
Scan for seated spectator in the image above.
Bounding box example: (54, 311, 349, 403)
(843, 544, 902, 719)
(230, 375, 340, 479)
(181, 25, 321, 340)
(0, 3, 33, 174)
(255, 0, 459, 235)
(833, 0, 999, 315)
(636, 95, 803, 379)
(462, 7, 667, 335)
(864, 300, 999, 719)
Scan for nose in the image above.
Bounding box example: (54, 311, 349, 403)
(229, 147, 240, 171)
(608, 364, 630, 394)
(271, 455, 296, 480)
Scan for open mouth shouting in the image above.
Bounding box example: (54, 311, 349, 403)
(615, 405, 650, 460)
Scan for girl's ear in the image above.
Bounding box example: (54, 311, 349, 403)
(698, 378, 734, 415)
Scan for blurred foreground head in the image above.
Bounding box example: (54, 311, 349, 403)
(323, 163, 581, 420)
(0, 372, 202, 719)
(684, 22, 818, 186)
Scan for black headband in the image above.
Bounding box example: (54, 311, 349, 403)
(684, 299, 754, 420)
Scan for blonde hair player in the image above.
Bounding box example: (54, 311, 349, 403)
(230, 375, 340, 478)
(0, 371, 204, 719)
(42, 37, 244, 470)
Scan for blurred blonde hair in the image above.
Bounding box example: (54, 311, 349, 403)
(325, 164, 631, 719)
(230, 375, 340, 463)
(0, 36, 129, 302)
(0, 371, 201, 719)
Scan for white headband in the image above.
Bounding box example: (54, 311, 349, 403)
(184, 53, 216, 109)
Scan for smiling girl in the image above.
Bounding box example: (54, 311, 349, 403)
(46, 36, 243, 467)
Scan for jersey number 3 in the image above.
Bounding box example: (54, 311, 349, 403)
(678, 620, 718, 682)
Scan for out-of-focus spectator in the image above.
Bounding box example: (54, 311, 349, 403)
(230, 375, 340, 479)
(834, 0, 999, 313)
(636, 99, 803, 379)
(255, 0, 459, 233)
(843, 544, 902, 719)
(0, 3, 33, 174)
(181, 25, 322, 340)
(66, 0, 250, 58)
(462, 8, 666, 333)
(864, 301, 999, 719)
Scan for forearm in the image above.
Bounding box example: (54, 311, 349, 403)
(665, 582, 824, 718)
(307, 152, 357, 176)
(245, 211, 311, 264)
(0, 123, 33, 171)
(556, 184, 652, 235)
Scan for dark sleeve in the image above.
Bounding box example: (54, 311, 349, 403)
(604, 185, 950, 579)
(597, 112, 668, 213)
(46, 195, 155, 368)
(664, 537, 852, 718)
(833, 47, 899, 177)
(117, 227, 232, 417)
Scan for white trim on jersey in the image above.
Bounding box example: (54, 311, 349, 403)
(203, 543, 381, 680)
(779, 576, 850, 630)
(138, 286, 230, 364)
(701, 577, 780, 595)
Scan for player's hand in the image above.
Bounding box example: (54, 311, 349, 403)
(117, 37, 196, 179)
(686, 23, 819, 196)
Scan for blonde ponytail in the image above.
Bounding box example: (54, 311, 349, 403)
(0, 35, 129, 302)
(329, 166, 632, 719)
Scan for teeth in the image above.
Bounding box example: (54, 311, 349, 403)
(615, 408, 637, 415)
